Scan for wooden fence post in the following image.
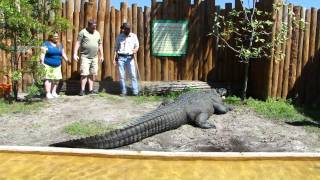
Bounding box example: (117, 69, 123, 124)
(96, 0, 107, 81)
(137, 7, 145, 81)
(144, 7, 151, 81)
(103, 0, 111, 80)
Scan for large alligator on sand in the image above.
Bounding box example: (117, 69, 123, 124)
(50, 89, 232, 149)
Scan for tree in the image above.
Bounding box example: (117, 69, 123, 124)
(211, 0, 289, 100)
(0, 0, 70, 100)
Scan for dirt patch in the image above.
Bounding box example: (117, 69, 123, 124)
(0, 94, 319, 152)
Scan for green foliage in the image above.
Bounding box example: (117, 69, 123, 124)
(63, 121, 114, 136)
(0, 99, 45, 115)
(12, 70, 22, 81)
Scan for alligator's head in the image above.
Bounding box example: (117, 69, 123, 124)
(207, 88, 226, 101)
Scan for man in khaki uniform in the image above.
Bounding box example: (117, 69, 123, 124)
(73, 19, 104, 96)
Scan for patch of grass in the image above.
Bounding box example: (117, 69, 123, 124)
(224, 96, 320, 134)
(131, 95, 163, 104)
(0, 99, 45, 115)
(96, 92, 119, 101)
(224, 96, 243, 106)
(245, 98, 306, 121)
(63, 121, 114, 136)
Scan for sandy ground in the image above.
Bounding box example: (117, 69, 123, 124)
(0, 94, 319, 152)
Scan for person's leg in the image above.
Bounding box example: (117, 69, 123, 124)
(128, 56, 139, 95)
(88, 75, 94, 92)
(118, 57, 127, 95)
(80, 76, 87, 95)
(88, 58, 98, 93)
(51, 80, 59, 97)
(44, 80, 54, 99)
(80, 57, 90, 95)
(51, 66, 62, 98)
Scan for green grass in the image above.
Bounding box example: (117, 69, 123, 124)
(131, 95, 163, 104)
(224, 96, 320, 133)
(63, 121, 114, 136)
(0, 99, 45, 115)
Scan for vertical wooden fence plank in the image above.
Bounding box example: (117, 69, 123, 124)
(121, 2, 128, 24)
(316, 9, 320, 105)
(224, 3, 233, 83)
(167, 0, 175, 81)
(103, 0, 111, 80)
(299, 9, 311, 102)
(277, 5, 289, 98)
(288, 6, 301, 95)
(66, 0, 73, 79)
(205, 0, 214, 82)
(192, 3, 201, 80)
(72, 0, 80, 79)
(296, 7, 305, 83)
(61, 2, 67, 80)
(115, 9, 121, 81)
(132, 4, 138, 35)
(271, 4, 283, 98)
(137, 7, 145, 81)
(266, 0, 280, 98)
(184, 1, 193, 80)
(305, 8, 318, 104)
(281, 4, 293, 98)
(79, 0, 86, 30)
(128, 7, 132, 29)
(96, 0, 107, 81)
(92, 0, 97, 20)
(198, 2, 205, 81)
(144, 7, 151, 81)
(110, 7, 116, 80)
(161, 0, 169, 81)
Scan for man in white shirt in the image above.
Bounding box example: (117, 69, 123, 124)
(113, 23, 139, 96)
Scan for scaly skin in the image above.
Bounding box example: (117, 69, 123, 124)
(50, 89, 231, 149)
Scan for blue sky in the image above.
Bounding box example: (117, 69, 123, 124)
(111, 0, 320, 9)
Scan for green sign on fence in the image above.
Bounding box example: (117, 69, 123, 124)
(151, 20, 188, 57)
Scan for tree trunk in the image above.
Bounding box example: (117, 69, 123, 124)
(241, 61, 250, 101)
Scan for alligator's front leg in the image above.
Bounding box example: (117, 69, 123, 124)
(194, 112, 216, 129)
(213, 102, 232, 114)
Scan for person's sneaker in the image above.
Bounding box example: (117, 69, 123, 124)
(46, 93, 54, 99)
(52, 92, 60, 98)
(120, 93, 127, 97)
(88, 89, 99, 95)
(79, 90, 84, 96)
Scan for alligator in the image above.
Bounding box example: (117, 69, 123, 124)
(50, 89, 232, 149)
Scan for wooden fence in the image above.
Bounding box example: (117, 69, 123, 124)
(0, 0, 319, 106)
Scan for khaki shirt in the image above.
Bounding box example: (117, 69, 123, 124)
(78, 28, 101, 58)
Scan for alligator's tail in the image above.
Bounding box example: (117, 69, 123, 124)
(50, 108, 186, 149)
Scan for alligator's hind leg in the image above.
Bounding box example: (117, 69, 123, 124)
(194, 113, 216, 129)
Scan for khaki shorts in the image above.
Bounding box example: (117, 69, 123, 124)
(80, 57, 98, 76)
(43, 64, 62, 80)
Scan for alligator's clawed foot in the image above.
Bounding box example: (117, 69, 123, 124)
(198, 122, 216, 129)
